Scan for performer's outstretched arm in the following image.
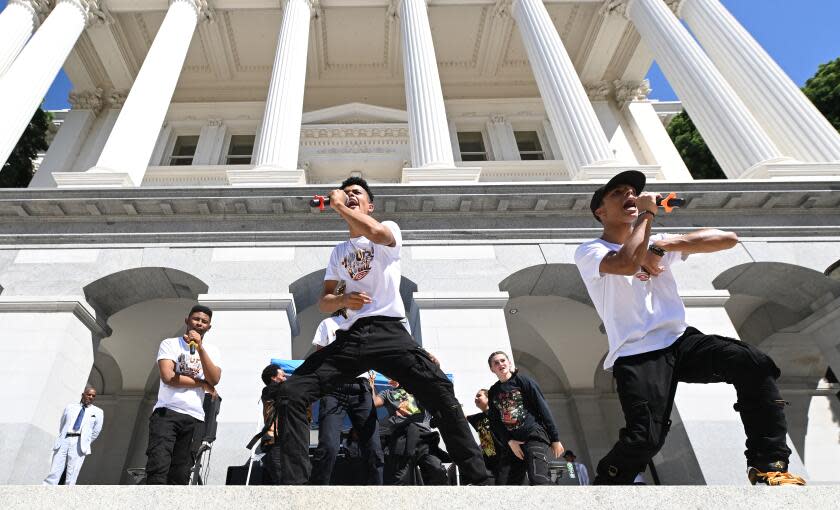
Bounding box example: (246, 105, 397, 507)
(653, 229, 738, 254)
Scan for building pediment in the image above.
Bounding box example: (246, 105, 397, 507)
(301, 103, 408, 124)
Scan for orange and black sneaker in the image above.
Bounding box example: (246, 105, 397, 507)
(748, 461, 806, 486)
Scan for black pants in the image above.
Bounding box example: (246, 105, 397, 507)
(145, 408, 201, 485)
(274, 316, 488, 484)
(497, 427, 552, 486)
(310, 380, 384, 485)
(386, 440, 449, 485)
(261, 443, 283, 485)
(595, 327, 792, 485)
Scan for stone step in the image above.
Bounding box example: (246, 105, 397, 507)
(1, 486, 836, 510)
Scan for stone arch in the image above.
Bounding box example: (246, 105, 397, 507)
(500, 263, 592, 306)
(499, 263, 607, 391)
(714, 261, 840, 483)
(83, 267, 209, 319)
(75, 267, 209, 484)
(88, 350, 123, 396)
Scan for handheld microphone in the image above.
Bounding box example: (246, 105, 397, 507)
(187, 330, 197, 355)
(310, 195, 330, 211)
(656, 193, 686, 213)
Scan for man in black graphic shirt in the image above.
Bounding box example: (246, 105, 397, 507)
(270, 176, 490, 485)
(487, 351, 564, 485)
(466, 388, 508, 484)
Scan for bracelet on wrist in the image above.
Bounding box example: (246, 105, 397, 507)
(648, 244, 666, 257)
(639, 210, 655, 219)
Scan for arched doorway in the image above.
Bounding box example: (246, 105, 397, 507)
(76, 267, 208, 484)
(714, 262, 840, 484)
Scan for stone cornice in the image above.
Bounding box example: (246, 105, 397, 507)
(679, 290, 731, 307)
(412, 292, 510, 309)
(1, 180, 838, 245)
(0, 296, 112, 338)
(198, 293, 299, 335)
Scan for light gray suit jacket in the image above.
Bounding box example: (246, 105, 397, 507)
(52, 403, 104, 456)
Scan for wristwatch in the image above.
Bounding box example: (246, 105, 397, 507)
(648, 244, 666, 257)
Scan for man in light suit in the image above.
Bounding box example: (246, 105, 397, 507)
(43, 385, 104, 485)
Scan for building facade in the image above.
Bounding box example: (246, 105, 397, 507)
(0, 0, 839, 485)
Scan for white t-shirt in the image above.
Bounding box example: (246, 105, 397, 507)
(324, 220, 406, 330)
(154, 336, 222, 421)
(574, 233, 688, 370)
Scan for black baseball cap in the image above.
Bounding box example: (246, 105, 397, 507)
(563, 450, 576, 458)
(589, 170, 646, 223)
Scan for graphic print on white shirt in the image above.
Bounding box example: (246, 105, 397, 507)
(176, 350, 202, 378)
(341, 244, 375, 281)
(325, 220, 406, 330)
(154, 336, 221, 421)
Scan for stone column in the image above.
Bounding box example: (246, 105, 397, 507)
(54, 0, 207, 188)
(231, 0, 311, 186)
(612, 0, 786, 178)
(28, 89, 103, 188)
(399, 0, 480, 183)
(0, 296, 111, 484)
(0, 0, 48, 77)
(411, 292, 513, 414)
(511, 0, 618, 179)
(616, 80, 693, 180)
(0, 0, 99, 169)
(680, 0, 840, 165)
(672, 291, 807, 485)
(197, 294, 298, 485)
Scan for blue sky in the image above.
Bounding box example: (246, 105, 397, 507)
(3, 0, 839, 108)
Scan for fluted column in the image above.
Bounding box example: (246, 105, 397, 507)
(399, 0, 456, 171)
(0, 0, 48, 77)
(511, 0, 617, 179)
(234, 0, 311, 186)
(614, 0, 786, 178)
(680, 0, 840, 163)
(54, 0, 207, 188)
(0, 0, 98, 170)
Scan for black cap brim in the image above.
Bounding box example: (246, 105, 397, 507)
(590, 170, 647, 222)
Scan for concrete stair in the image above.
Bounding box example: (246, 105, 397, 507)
(1, 485, 836, 509)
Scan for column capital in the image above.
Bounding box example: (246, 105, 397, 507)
(493, 0, 513, 19)
(9, 0, 51, 26)
(105, 88, 129, 109)
(488, 113, 507, 124)
(68, 88, 104, 113)
(58, 0, 112, 27)
(585, 81, 612, 101)
(603, 0, 683, 18)
(614, 79, 652, 107)
(171, 0, 214, 22)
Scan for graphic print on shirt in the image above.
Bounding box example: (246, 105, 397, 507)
(389, 388, 421, 416)
(341, 244, 375, 281)
(475, 415, 497, 457)
(494, 389, 526, 431)
(176, 351, 202, 378)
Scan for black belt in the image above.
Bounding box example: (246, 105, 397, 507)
(65, 432, 81, 437)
